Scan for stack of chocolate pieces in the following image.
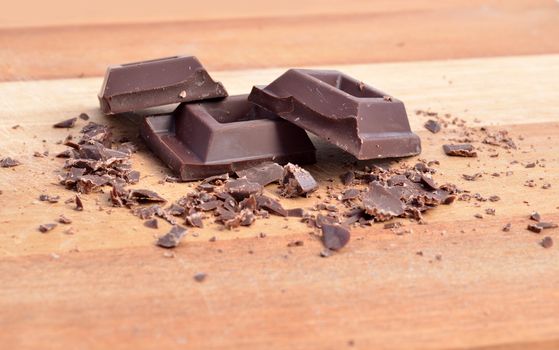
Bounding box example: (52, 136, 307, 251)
(99, 56, 421, 180)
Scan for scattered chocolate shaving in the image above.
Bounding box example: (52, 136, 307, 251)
(321, 224, 351, 251)
(39, 223, 57, 233)
(489, 195, 501, 202)
(156, 226, 187, 248)
(383, 222, 402, 229)
(527, 224, 542, 233)
(0, 157, 21, 168)
(193, 272, 207, 282)
(53, 117, 77, 128)
(144, 218, 158, 229)
(443, 144, 477, 157)
(235, 162, 283, 186)
(39, 194, 60, 203)
(201, 173, 229, 185)
(525, 162, 536, 169)
(424, 119, 441, 133)
(166, 203, 186, 216)
(541, 236, 553, 249)
(58, 214, 72, 224)
(279, 163, 318, 198)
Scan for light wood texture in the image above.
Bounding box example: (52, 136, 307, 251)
(1, 55, 559, 349)
(1, 0, 559, 81)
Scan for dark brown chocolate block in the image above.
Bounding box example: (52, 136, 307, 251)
(248, 69, 421, 160)
(99, 56, 228, 114)
(140, 95, 316, 181)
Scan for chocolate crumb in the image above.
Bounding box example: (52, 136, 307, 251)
(340, 171, 355, 186)
(319, 249, 333, 258)
(156, 225, 187, 248)
(541, 236, 553, 249)
(193, 272, 207, 282)
(489, 195, 501, 202)
(443, 144, 477, 157)
(144, 218, 158, 229)
(530, 212, 541, 222)
(0, 157, 21, 168)
(75, 195, 84, 211)
(39, 223, 57, 233)
(58, 214, 72, 224)
(474, 214, 483, 219)
(53, 117, 77, 128)
(79, 113, 90, 121)
(502, 223, 512, 232)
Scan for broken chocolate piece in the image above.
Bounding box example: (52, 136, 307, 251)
(141, 95, 316, 181)
(321, 224, 351, 250)
(79, 113, 90, 121)
(58, 214, 72, 224)
(127, 189, 166, 203)
(286, 208, 306, 217)
(502, 223, 512, 232)
(144, 218, 158, 229)
(186, 212, 204, 228)
(443, 144, 477, 157)
(156, 225, 187, 248)
(287, 240, 304, 247)
(75, 195, 84, 211)
(340, 171, 355, 186)
(235, 162, 283, 186)
(279, 163, 318, 198)
(541, 236, 553, 249)
(99, 56, 228, 114)
(38, 223, 57, 233)
(249, 69, 421, 159)
(39, 194, 60, 203)
(193, 272, 207, 282)
(0, 157, 20, 168)
(341, 188, 360, 201)
(53, 117, 77, 128)
(424, 119, 441, 133)
(224, 178, 263, 201)
(530, 212, 541, 222)
(362, 182, 405, 221)
(256, 195, 288, 217)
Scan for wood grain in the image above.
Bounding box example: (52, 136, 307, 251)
(1, 0, 558, 81)
(1, 55, 558, 349)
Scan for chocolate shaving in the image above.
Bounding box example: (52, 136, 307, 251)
(287, 208, 306, 217)
(443, 144, 477, 157)
(79, 113, 90, 121)
(224, 178, 263, 201)
(341, 188, 360, 201)
(193, 272, 207, 282)
(53, 117, 77, 128)
(321, 224, 350, 251)
(530, 212, 541, 222)
(156, 226, 187, 248)
(256, 195, 288, 217)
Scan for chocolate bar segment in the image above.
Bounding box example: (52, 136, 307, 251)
(248, 69, 421, 160)
(99, 56, 228, 114)
(140, 95, 316, 181)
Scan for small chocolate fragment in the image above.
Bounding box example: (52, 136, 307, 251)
(362, 182, 405, 221)
(75, 195, 84, 211)
(79, 113, 90, 121)
(541, 236, 553, 249)
(530, 212, 541, 222)
(39, 223, 57, 233)
(186, 212, 204, 228)
(235, 162, 284, 186)
(141, 95, 316, 181)
(462, 173, 482, 181)
(127, 189, 166, 203)
(319, 249, 333, 258)
(341, 188, 360, 201)
(502, 223, 512, 232)
(99, 56, 228, 114)
(224, 178, 263, 201)
(340, 171, 355, 186)
(0, 157, 20, 168)
(527, 222, 557, 233)
(156, 225, 187, 248)
(286, 208, 306, 217)
(424, 119, 441, 133)
(321, 224, 351, 251)
(443, 144, 477, 157)
(193, 272, 207, 282)
(249, 69, 421, 159)
(144, 218, 158, 229)
(39, 194, 60, 203)
(53, 117, 77, 128)
(280, 163, 318, 198)
(256, 195, 288, 217)
(58, 214, 72, 224)
(287, 240, 304, 247)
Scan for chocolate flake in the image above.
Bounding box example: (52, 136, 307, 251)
(256, 195, 288, 217)
(75, 195, 84, 211)
(362, 182, 405, 221)
(156, 225, 187, 248)
(58, 214, 72, 224)
(127, 189, 166, 203)
(224, 178, 263, 201)
(144, 218, 158, 229)
(341, 188, 360, 201)
(235, 162, 283, 186)
(193, 272, 207, 282)
(0, 157, 21, 168)
(53, 117, 77, 128)
(39, 194, 60, 203)
(340, 171, 355, 186)
(287, 240, 304, 247)
(186, 212, 204, 228)
(541, 236, 553, 249)
(424, 119, 441, 133)
(287, 208, 306, 217)
(39, 223, 57, 233)
(279, 163, 318, 198)
(443, 144, 477, 157)
(502, 223, 512, 232)
(530, 212, 541, 222)
(321, 224, 351, 251)
(79, 113, 90, 121)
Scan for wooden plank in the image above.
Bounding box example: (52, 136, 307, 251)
(1, 0, 558, 81)
(1, 55, 559, 349)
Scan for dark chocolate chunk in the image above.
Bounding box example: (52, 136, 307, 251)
(144, 218, 158, 229)
(279, 163, 318, 198)
(321, 224, 351, 251)
(75, 195, 84, 211)
(186, 212, 204, 228)
(58, 214, 72, 224)
(443, 144, 477, 157)
(0, 157, 21, 168)
(79, 113, 90, 121)
(249, 69, 421, 159)
(193, 272, 207, 282)
(201, 173, 229, 185)
(286, 208, 306, 217)
(287, 240, 304, 247)
(53, 117, 77, 128)
(424, 119, 441, 133)
(340, 171, 355, 186)
(235, 162, 283, 186)
(341, 188, 360, 201)
(199, 200, 220, 212)
(156, 225, 187, 248)
(530, 212, 541, 222)
(362, 182, 405, 221)
(140, 95, 316, 181)
(39, 223, 57, 233)
(99, 56, 228, 114)
(224, 178, 263, 201)
(256, 195, 288, 217)
(541, 236, 553, 249)
(319, 249, 333, 258)
(316, 214, 337, 228)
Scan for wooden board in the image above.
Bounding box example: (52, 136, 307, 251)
(1, 0, 559, 81)
(1, 54, 559, 349)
